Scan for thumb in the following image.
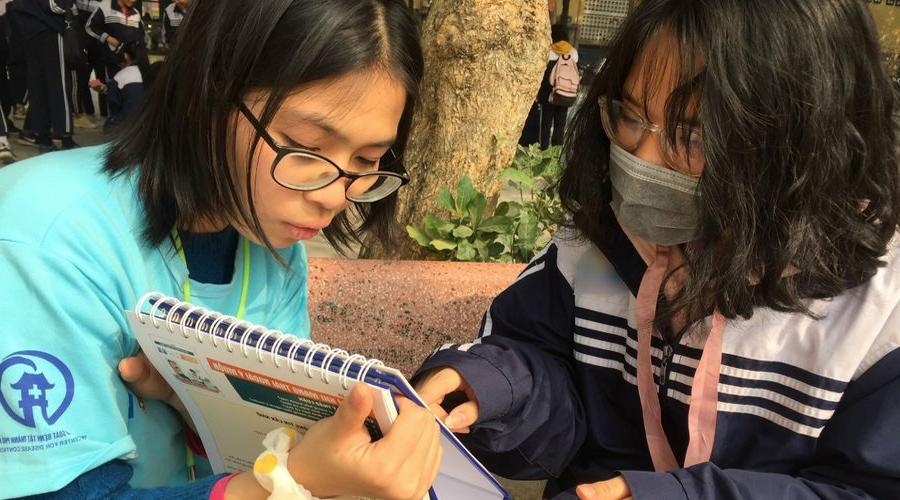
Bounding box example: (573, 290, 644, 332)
(118, 356, 143, 383)
(333, 383, 374, 430)
(444, 400, 479, 432)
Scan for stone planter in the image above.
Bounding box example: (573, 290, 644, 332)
(307, 257, 545, 499)
(307, 258, 525, 376)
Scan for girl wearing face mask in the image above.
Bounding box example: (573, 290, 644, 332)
(414, 1, 900, 499)
(0, 1, 442, 499)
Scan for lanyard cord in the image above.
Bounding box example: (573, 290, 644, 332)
(170, 228, 251, 481)
(171, 228, 251, 320)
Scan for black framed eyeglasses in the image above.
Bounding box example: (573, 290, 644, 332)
(239, 103, 410, 203)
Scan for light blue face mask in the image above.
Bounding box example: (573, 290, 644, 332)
(608, 143, 701, 246)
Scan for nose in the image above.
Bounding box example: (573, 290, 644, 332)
(303, 178, 352, 212)
(631, 130, 667, 168)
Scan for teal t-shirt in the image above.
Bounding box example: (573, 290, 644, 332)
(0, 146, 311, 497)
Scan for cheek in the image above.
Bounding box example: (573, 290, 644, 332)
(249, 152, 281, 211)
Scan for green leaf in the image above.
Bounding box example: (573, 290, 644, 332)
(456, 176, 477, 213)
(430, 239, 458, 251)
(452, 225, 474, 238)
(517, 211, 540, 242)
(406, 225, 432, 247)
(535, 233, 552, 250)
(478, 215, 513, 234)
(494, 234, 514, 254)
(437, 187, 455, 213)
(501, 167, 534, 188)
(467, 193, 487, 225)
(423, 214, 456, 238)
(455, 240, 477, 261)
(474, 239, 490, 261)
(488, 241, 506, 257)
(494, 201, 509, 217)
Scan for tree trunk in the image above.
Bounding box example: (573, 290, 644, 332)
(362, 0, 550, 259)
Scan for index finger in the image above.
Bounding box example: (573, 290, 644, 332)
(414, 368, 465, 405)
(376, 398, 436, 457)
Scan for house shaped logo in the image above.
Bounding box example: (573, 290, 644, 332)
(0, 351, 74, 428)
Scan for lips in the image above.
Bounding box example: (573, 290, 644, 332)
(284, 222, 328, 240)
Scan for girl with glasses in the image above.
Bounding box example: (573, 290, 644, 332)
(0, 1, 439, 498)
(415, 1, 899, 499)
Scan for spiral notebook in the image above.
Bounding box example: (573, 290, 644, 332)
(126, 293, 508, 499)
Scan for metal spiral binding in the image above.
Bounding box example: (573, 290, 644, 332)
(134, 293, 387, 391)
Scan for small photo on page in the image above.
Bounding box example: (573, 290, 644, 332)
(154, 340, 221, 393)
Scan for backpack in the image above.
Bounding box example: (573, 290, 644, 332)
(549, 53, 580, 106)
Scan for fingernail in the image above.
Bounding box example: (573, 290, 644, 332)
(444, 414, 458, 429)
(577, 485, 595, 498)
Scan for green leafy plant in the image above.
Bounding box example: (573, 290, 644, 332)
(407, 145, 565, 263)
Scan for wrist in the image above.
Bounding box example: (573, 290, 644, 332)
(222, 472, 268, 500)
(257, 428, 316, 499)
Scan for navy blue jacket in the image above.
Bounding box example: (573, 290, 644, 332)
(417, 224, 900, 499)
(16, 0, 72, 39)
(84, 0, 142, 65)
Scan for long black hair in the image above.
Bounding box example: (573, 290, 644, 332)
(559, 0, 899, 330)
(104, 0, 424, 254)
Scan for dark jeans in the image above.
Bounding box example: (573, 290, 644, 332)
(540, 102, 569, 149)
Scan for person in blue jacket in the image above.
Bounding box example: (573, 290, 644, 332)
(0, 1, 442, 499)
(84, 0, 144, 83)
(415, 1, 900, 499)
(89, 41, 149, 131)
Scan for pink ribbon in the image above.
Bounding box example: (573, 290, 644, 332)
(635, 246, 725, 471)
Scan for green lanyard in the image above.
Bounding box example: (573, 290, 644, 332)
(171, 228, 251, 320)
(171, 228, 251, 481)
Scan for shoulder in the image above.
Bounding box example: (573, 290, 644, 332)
(847, 236, 900, 376)
(0, 145, 143, 249)
(546, 226, 617, 287)
(114, 65, 142, 87)
(721, 235, 900, 384)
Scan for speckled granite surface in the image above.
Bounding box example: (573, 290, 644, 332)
(307, 257, 546, 499)
(307, 258, 524, 376)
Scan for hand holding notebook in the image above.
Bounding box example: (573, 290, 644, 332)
(127, 293, 509, 500)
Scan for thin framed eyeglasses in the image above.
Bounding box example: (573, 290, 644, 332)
(598, 96, 705, 177)
(238, 103, 410, 203)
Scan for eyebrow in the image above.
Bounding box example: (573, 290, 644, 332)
(278, 109, 396, 148)
(621, 89, 701, 127)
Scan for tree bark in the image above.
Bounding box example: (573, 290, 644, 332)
(362, 0, 550, 259)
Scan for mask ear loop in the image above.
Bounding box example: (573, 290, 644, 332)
(165, 301, 190, 334)
(319, 349, 349, 385)
(287, 339, 314, 374)
(255, 329, 278, 364)
(209, 315, 230, 348)
(135, 292, 164, 324)
(149, 296, 178, 328)
(339, 354, 366, 391)
(239, 325, 264, 359)
(303, 343, 330, 379)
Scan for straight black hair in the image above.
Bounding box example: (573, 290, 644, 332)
(104, 0, 424, 255)
(559, 0, 899, 331)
